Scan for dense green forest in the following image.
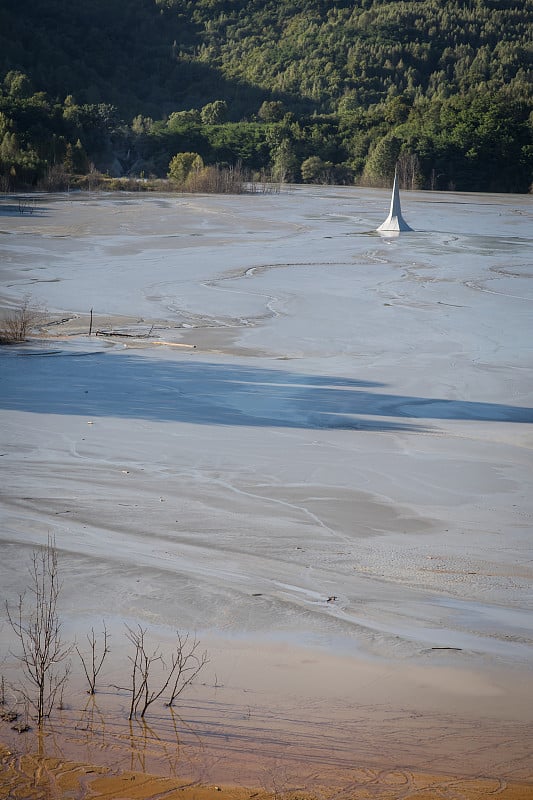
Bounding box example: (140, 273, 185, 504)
(0, 0, 532, 192)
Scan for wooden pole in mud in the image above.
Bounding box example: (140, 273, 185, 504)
(89, 308, 93, 336)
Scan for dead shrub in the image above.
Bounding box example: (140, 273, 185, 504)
(184, 164, 248, 194)
(117, 624, 208, 719)
(0, 295, 48, 344)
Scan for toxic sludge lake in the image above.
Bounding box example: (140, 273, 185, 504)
(1, 186, 532, 790)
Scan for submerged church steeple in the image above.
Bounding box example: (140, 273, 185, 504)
(377, 168, 413, 233)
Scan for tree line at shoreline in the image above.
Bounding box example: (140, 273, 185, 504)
(0, 0, 531, 193)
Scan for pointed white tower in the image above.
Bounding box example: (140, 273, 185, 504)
(377, 169, 413, 232)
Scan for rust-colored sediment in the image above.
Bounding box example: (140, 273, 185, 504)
(1, 745, 532, 800)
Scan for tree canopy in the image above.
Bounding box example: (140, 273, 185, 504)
(0, 0, 531, 191)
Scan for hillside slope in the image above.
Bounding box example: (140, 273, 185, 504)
(0, 0, 532, 191)
(1, 0, 531, 117)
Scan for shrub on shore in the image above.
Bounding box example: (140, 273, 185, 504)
(0, 295, 47, 344)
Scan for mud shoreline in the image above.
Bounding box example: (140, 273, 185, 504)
(1, 189, 532, 795)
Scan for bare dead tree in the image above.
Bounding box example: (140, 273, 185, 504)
(0, 675, 19, 723)
(118, 625, 208, 719)
(397, 151, 422, 190)
(18, 198, 33, 215)
(76, 622, 110, 695)
(166, 631, 208, 707)
(5, 537, 71, 724)
(0, 294, 48, 344)
(122, 624, 164, 720)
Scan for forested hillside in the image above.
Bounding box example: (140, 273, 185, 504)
(1, 0, 532, 191)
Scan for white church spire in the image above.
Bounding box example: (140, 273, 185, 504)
(377, 168, 413, 232)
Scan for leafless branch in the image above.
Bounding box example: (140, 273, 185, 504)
(76, 621, 110, 694)
(0, 294, 48, 343)
(166, 631, 209, 707)
(5, 536, 72, 724)
(117, 625, 208, 719)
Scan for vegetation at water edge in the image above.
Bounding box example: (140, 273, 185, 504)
(0, 0, 531, 192)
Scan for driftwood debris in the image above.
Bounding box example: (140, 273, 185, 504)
(95, 330, 143, 338)
(95, 329, 195, 348)
(95, 323, 154, 339)
(43, 317, 76, 327)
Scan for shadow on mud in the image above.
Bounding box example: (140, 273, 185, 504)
(2, 346, 532, 431)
